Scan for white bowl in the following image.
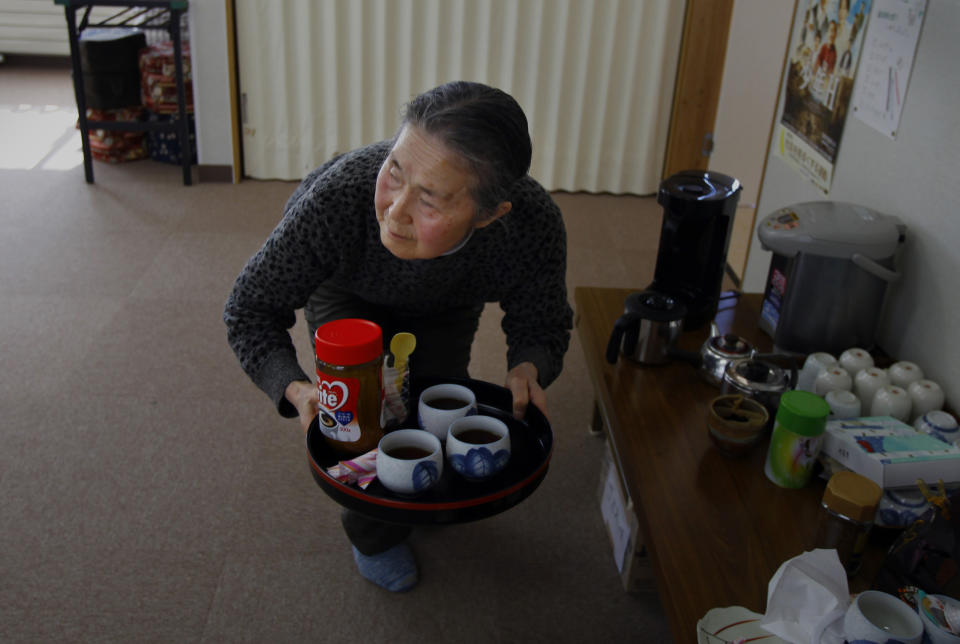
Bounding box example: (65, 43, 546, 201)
(814, 367, 852, 396)
(839, 347, 874, 377)
(855, 367, 891, 407)
(870, 384, 912, 422)
(908, 379, 945, 419)
(825, 389, 861, 419)
(797, 352, 837, 392)
(915, 410, 960, 445)
(889, 360, 924, 388)
(843, 590, 923, 644)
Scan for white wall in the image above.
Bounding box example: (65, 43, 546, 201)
(710, 0, 793, 209)
(743, 0, 960, 410)
(232, 0, 684, 191)
(187, 0, 234, 169)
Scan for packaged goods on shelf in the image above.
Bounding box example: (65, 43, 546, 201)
(138, 41, 193, 114)
(145, 110, 195, 164)
(138, 40, 191, 77)
(82, 107, 146, 163)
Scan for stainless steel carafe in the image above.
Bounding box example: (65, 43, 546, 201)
(606, 290, 687, 365)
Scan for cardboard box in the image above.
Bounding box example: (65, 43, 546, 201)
(822, 416, 960, 489)
(597, 443, 654, 592)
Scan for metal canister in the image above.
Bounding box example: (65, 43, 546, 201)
(721, 358, 792, 428)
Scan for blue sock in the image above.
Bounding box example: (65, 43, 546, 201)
(352, 543, 418, 592)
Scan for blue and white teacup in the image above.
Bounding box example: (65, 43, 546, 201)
(446, 415, 511, 482)
(376, 429, 443, 496)
(877, 487, 933, 529)
(418, 383, 477, 442)
(915, 410, 959, 446)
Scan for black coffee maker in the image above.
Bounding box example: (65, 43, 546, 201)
(647, 170, 742, 331)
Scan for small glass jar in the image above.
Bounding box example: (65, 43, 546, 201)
(314, 318, 384, 457)
(814, 471, 882, 576)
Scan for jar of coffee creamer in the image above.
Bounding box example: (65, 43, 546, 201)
(314, 318, 384, 456)
(764, 390, 831, 488)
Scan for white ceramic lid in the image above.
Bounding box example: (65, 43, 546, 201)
(757, 201, 905, 259)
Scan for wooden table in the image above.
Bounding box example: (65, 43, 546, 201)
(575, 287, 881, 643)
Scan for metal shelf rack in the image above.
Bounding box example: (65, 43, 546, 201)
(55, 0, 193, 185)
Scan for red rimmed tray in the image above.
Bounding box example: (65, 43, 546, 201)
(306, 377, 553, 525)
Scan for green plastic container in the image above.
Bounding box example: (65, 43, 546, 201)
(764, 390, 831, 488)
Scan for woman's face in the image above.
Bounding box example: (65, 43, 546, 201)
(375, 125, 503, 260)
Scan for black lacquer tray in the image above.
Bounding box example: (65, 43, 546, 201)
(306, 376, 553, 525)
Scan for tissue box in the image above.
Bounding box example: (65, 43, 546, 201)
(822, 416, 960, 489)
(597, 443, 653, 592)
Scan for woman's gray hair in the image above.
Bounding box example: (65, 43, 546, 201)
(400, 81, 532, 217)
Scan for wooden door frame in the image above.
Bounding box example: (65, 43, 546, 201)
(225, 0, 244, 183)
(662, 0, 736, 179)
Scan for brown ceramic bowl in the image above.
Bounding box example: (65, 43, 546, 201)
(707, 395, 770, 457)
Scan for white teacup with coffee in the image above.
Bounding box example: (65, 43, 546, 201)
(446, 415, 511, 482)
(417, 383, 477, 441)
(375, 429, 443, 496)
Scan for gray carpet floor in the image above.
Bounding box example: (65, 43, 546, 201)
(0, 55, 675, 643)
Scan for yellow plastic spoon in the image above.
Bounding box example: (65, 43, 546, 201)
(390, 332, 416, 373)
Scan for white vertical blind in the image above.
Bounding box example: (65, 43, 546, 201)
(235, 0, 684, 194)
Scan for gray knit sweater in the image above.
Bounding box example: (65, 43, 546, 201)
(224, 140, 572, 417)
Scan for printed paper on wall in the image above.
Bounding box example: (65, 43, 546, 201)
(776, 0, 873, 193)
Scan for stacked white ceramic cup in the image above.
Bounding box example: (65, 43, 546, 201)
(801, 348, 952, 426)
(879, 360, 946, 424)
(797, 352, 838, 393)
(796, 347, 948, 428)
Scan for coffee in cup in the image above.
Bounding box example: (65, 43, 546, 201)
(375, 429, 443, 496)
(446, 415, 511, 482)
(417, 383, 477, 441)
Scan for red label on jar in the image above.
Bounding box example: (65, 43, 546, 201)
(316, 374, 361, 442)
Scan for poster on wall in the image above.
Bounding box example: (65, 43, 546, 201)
(775, 0, 873, 193)
(851, 0, 928, 139)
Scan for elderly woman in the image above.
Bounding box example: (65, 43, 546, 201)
(224, 81, 572, 591)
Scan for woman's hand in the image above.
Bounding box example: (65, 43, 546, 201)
(506, 362, 548, 420)
(285, 380, 318, 434)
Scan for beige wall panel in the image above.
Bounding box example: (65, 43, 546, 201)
(235, 0, 684, 193)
